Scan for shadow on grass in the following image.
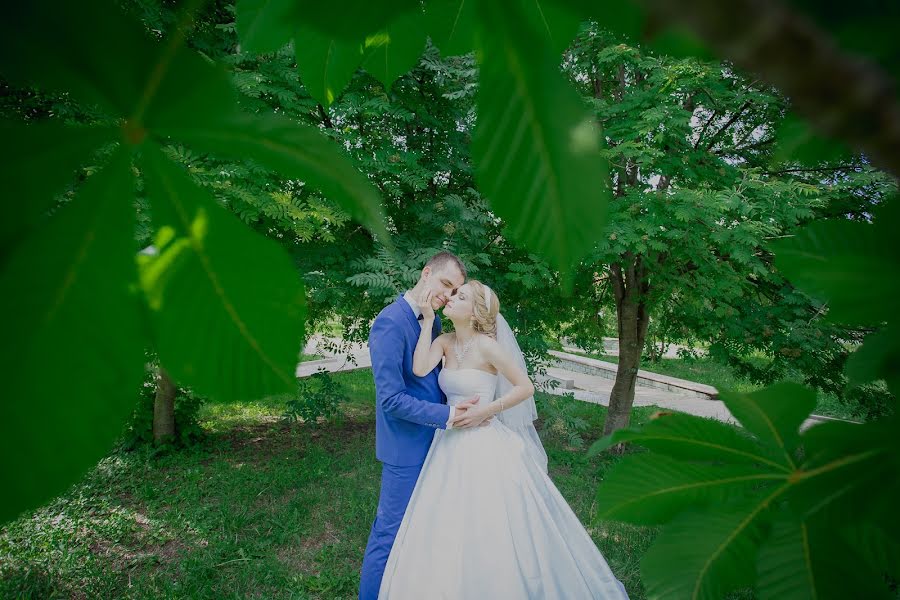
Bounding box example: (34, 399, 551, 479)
(2, 369, 665, 599)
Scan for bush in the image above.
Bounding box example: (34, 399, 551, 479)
(283, 369, 347, 425)
(841, 381, 896, 421)
(535, 393, 589, 450)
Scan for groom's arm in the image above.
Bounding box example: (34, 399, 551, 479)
(370, 316, 452, 429)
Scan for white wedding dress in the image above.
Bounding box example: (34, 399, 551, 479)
(378, 368, 629, 599)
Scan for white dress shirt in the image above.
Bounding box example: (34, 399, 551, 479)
(403, 291, 456, 429)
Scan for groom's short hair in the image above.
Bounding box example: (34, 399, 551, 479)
(425, 251, 467, 279)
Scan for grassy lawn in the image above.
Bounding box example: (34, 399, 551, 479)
(561, 350, 857, 420)
(0, 369, 664, 599)
(298, 353, 327, 363)
(582, 352, 764, 394)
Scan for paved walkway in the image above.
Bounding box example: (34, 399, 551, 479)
(298, 336, 841, 431)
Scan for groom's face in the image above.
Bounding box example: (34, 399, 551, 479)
(424, 264, 465, 311)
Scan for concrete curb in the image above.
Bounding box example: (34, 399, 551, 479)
(549, 350, 720, 399)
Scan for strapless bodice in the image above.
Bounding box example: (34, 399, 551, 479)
(438, 368, 498, 407)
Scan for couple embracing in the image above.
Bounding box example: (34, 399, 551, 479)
(359, 251, 629, 599)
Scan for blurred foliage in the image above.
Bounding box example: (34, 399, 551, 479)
(0, 0, 897, 597)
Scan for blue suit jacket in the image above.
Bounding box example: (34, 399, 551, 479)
(369, 294, 450, 466)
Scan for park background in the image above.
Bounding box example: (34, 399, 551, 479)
(1, 0, 898, 598)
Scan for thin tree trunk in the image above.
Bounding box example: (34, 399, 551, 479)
(604, 256, 652, 437)
(153, 367, 176, 443)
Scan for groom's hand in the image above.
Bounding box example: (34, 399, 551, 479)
(454, 395, 480, 413)
(451, 396, 494, 428)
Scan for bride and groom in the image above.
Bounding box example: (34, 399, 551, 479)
(359, 251, 629, 599)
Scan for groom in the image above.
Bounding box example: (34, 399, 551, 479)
(359, 251, 480, 600)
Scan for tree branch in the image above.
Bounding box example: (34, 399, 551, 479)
(693, 109, 719, 149)
(317, 104, 333, 129)
(640, 0, 900, 177)
(704, 100, 752, 151)
(762, 164, 863, 176)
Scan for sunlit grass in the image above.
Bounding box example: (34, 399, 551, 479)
(2, 368, 668, 599)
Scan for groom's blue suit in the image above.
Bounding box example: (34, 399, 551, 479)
(359, 294, 451, 600)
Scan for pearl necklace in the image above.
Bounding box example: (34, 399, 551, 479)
(454, 333, 476, 366)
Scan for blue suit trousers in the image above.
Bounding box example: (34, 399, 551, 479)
(358, 462, 423, 600)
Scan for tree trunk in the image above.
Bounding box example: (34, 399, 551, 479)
(153, 367, 176, 443)
(604, 256, 652, 436)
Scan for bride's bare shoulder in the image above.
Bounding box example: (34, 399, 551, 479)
(435, 333, 453, 346)
(476, 333, 501, 353)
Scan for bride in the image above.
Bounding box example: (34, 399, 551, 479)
(378, 280, 629, 599)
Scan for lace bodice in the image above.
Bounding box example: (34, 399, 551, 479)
(438, 368, 498, 407)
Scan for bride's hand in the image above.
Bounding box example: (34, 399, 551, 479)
(417, 289, 435, 321)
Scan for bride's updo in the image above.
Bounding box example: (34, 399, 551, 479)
(468, 280, 500, 339)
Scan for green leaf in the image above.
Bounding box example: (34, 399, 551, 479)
(772, 114, 853, 167)
(0, 149, 144, 524)
(425, 0, 478, 57)
(646, 26, 715, 61)
(597, 454, 784, 525)
(841, 520, 900, 581)
(155, 114, 390, 245)
(770, 219, 899, 325)
(756, 517, 820, 600)
(426, 0, 579, 58)
(0, 0, 238, 131)
(757, 516, 894, 600)
(473, 0, 610, 293)
(0, 0, 157, 116)
(362, 9, 428, 89)
(790, 419, 897, 520)
(547, 0, 645, 44)
(139, 143, 306, 403)
(294, 27, 364, 106)
(556, 0, 712, 59)
(719, 382, 816, 465)
(0, 122, 118, 249)
(523, 0, 581, 57)
(641, 498, 776, 600)
(845, 325, 900, 393)
(138, 41, 239, 132)
(284, 0, 419, 40)
(588, 413, 788, 471)
(236, 0, 297, 53)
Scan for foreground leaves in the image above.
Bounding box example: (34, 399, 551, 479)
(771, 198, 900, 395)
(0, 150, 144, 524)
(473, 0, 610, 292)
(362, 8, 428, 90)
(0, 122, 118, 251)
(591, 382, 900, 598)
(0, 0, 389, 523)
(140, 143, 306, 403)
(157, 115, 389, 244)
(294, 27, 365, 107)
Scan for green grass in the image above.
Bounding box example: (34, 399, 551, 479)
(298, 353, 326, 363)
(0, 369, 663, 599)
(582, 352, 765, 395)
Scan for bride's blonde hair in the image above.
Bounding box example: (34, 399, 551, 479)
(468, 280, 500, 339)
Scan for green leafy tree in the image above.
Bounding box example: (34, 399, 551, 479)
(1, 2, 898, 599)
(562, 27, 896, 434)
